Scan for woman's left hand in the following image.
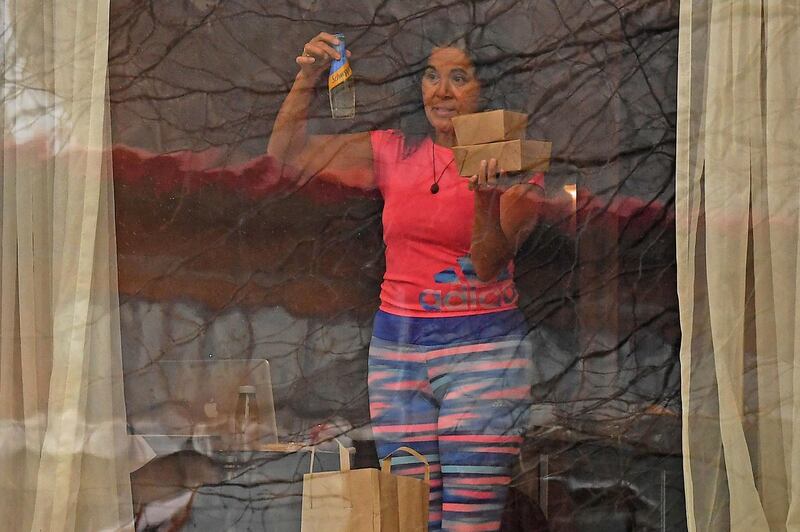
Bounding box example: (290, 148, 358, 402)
(468, 158, 532, 192)
(467, 158, 501, 192)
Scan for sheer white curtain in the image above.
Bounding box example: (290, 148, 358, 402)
(677, 2, 800, 531)
(1, 1, 134, 530)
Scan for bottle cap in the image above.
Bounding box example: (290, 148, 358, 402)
(238, 385, 256, 394)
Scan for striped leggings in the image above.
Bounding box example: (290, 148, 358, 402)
(368, 309, 533, 532)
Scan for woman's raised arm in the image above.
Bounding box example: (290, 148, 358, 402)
(267, 32, 374, 190)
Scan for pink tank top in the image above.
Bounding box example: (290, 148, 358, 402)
(371, 129, 536, 318)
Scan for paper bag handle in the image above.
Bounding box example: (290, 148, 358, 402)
(380, 446, 431, 482)
(305, 438, 353, 511)
(308, 438, 351, 474)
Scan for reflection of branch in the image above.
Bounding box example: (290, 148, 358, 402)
(110, 1, 223, 94)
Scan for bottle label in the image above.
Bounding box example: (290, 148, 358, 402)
(328, 61, 352, 91)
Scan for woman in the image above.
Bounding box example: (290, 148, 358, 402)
(268, 30, 542, 532)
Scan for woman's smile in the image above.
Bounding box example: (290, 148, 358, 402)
(430, 106, 457, 118)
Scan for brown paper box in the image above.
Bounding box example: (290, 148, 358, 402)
(453, 139, 552, 176)
(451, 109, 528, 145)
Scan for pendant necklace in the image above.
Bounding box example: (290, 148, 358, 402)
(431, 143, 454, 194)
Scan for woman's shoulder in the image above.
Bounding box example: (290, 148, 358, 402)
(371, 129, 428, 161)
(370, 129, 410, 159)
(370, 128, 405, 145)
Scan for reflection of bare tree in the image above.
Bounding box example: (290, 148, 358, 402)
(2, 6, 64, 142)
(111, 0, 678, 407)
(110, 1, 682, 527)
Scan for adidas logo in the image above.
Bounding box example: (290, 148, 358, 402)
(419, 256, 517, 312)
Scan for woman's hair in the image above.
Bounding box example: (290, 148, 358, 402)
(398, 19, 496, 156)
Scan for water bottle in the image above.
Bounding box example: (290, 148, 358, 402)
(328, 33, 355, 119)
(234, 385, 261, 451)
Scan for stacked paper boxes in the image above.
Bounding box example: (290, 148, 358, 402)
(451, 110, 551, 177)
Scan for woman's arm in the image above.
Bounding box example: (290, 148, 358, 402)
(267, 32, 373, 190)
(468, 158, 545, 281)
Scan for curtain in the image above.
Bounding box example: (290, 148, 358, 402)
(677, 1, 800, 531)
(0, 1, 134, 530)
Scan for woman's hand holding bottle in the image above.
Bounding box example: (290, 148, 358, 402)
(295, 32, 351, 79)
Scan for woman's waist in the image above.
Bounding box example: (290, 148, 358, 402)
(372, 307, 527, 345)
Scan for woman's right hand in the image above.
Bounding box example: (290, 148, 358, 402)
(295, 32, 351, 79)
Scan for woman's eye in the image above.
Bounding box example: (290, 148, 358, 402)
(452, 73, 469, 85)
(423, 70, 439, 82)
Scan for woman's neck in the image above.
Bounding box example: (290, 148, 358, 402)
(433, 137, 456, 148)
(434, 130, 456, 148)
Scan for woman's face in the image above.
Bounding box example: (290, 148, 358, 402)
(421, 47, 481, 145)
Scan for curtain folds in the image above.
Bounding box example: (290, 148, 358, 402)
(677, 2, 800, 531)
(1, 1, 134, 530)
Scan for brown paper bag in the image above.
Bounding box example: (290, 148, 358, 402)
(301, 442, 430, 532)
(380, 447, 431, 531)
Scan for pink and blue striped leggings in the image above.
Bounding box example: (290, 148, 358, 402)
(368, 309, 533, 532)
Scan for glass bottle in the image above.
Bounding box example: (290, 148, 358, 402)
(234, 385, 261, 451)
(328, 33, 355, 119)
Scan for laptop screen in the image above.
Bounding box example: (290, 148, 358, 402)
(128, 358, 278, 445)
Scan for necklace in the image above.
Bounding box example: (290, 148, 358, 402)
(431, 144, 454, 194)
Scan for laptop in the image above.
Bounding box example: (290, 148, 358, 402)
(129, 358, 279, 454)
